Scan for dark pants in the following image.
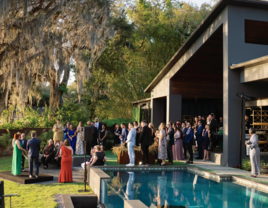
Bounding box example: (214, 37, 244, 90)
(197, 140, 203, 158)
(141, 145, 149, 164)
(21, 156, 25, 170)
(29, 156, 39, 176)
(41, 154, 54, 167)
(167, 142, 173, 163)
(187, 142, 193, 162)
(183, 141, 187, 158)
(54, 157, 62, 168)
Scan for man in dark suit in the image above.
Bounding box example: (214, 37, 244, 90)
(139, 120, 152, 167)
(26, 132, 40, 178)
(167, 121, 174, 164)
(218, 116, 223, 129)
(185, 122, 194, 164)
(87, 121, 98, 154)
(20, 133, 28, 171)
(94, 118, 102, 134)
(120, 123, 128, 144)
(195, 121, 203, 159)
(198, 115, 205, 128)
(209, 114, 217, 133)
(182, 123, 187, 159)
(41, 139, 55, 169)
(245, 115, 251, 130)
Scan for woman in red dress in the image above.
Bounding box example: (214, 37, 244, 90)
(58, 139, 73, 183)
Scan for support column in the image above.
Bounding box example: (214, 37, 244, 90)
(167, 94, 182, 123)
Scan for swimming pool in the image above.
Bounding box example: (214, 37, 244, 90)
(100, 170, 268, 208)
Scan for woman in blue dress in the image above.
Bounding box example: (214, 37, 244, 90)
(63, 122, 70, 141)
(67, 124, 77, 154)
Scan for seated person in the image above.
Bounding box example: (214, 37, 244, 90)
(90, 145, 107, 166)
(81, 148, 95, 170)
(54, 141, 63, 168)
(41, 139, 55, 169)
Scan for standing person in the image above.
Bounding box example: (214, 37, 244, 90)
(59, 139, 73, 183)
(20, 133, 28, 172)
(198, 115, 205, 128)
(63, 122, 70, 141)
(139, 120, 152, 167)
(181, 123, 187, 159)
(166, 122, 174, 165)
(113, 124, 121, 146)
(54, 141, 63, 168)
(98, 124, 108, 148)
(245, 115, 251, 130)
(12, 133, 27, 176)
(27, 132, 41, 178)
(185, 122, 194, 164)
(134, 121, 141, 146)
(120, 123, 128, 144)
(218, 117, 223, 129)
(125, 123, 136, 166)
(94, 118, 102, 133)
(149, 123, 155, 145)
(158, 123, 167, 166)
(176, 120, 181, 128)
(208, 114, 217, 133)
(75, 122, 84, 155)
(67, 124, 77, 154)
(173, 126, 184, 161)
(195, 121, 203, 159)
(202, 124, 211, 161)
(87, 121, 98, 153)
(193, 117, 199, 129)
(245, 128, 260, 178)
(41, 139, 55, 169)
(52, 119, 64, 145)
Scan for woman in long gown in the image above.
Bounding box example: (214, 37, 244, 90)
(12, 133, 27, 176)
(75, 122, 84, 155)
(59, 139, 73, 183)
(63, 122, 70, 141)
(158, 123, 167, 166)
(67, 124, 77, 154)
(172, 126, 184, 160)
(52, 119, 64, 144)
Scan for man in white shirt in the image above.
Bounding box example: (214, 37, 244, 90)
(125, 123, 136, 166)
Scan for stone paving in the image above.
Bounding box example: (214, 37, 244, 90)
(186, 159, 268, 183)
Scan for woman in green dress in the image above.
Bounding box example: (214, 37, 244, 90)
(12, 133, 27, 176)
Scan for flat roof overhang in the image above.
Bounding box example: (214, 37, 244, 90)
(231, 55, 268, 83)
(145, 0, 268, 93)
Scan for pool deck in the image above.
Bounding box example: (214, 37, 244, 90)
(186, 158, 268, 184)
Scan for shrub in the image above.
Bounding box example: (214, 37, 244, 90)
(102, 118, 134, 127)
(0, 133, 11, 148)
(242, 158, 251, 171)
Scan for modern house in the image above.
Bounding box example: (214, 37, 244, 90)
(141, 0, 268, 167)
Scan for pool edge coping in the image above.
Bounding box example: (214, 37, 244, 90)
(88, 166, 268, 208)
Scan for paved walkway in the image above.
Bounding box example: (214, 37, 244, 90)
(185, 159, 268, 183)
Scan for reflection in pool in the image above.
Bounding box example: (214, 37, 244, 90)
(100, 171, 268, 208)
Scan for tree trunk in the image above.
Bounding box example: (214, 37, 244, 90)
(49, 79, 61, 109)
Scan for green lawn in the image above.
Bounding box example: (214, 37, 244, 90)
(0, 156, 92, 208)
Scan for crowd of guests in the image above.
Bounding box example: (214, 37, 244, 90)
(110, 113, 223, 167)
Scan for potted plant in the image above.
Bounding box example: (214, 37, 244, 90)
(111, 144, 129, 164)
(260, 161, 268, 174)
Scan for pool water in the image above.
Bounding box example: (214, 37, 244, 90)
(100, 171, 268, 208)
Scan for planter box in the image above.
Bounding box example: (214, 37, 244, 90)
(117, 151, 130, 164)
(135, 151, 156, 165)
(261, 167, 268, 174)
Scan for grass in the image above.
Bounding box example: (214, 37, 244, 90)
(0, 156, 29, 172)
(3, 181, 91, 208)
(0, 156, 92, 208)
(105, 150, 187, 166)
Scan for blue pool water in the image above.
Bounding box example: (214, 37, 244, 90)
(100, 171, 268, 208)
